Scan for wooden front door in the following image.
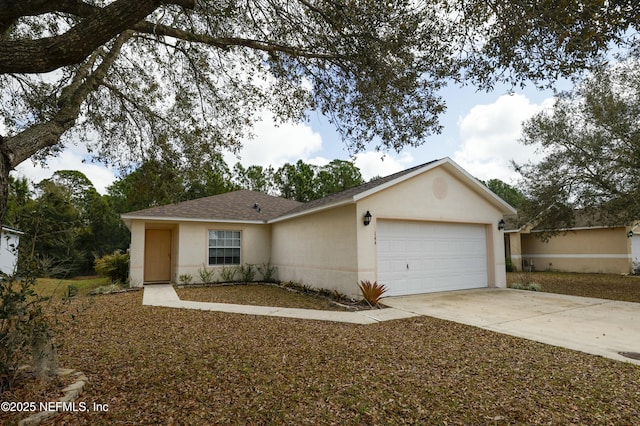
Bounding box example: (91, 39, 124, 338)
(144, 229, 172, 282)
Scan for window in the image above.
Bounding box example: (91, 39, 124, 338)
(208, 230, 241, 265)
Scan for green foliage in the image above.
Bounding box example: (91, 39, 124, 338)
(10, 171, 129, 277)
(4, 175, 30, 228)
(238, 264, 256, 284)
(0, 276, 55, 391)
(483, 179, 526, 209)
(272, 159, 364, 202)
(315, 160, 365, 199)
(94, 251, 130, 285)
(65, 285, 79, 299)
(510, 282, 542, 292)
(220, 266, 238, 283)
(1, 0, 637, 236)
(34, 277, 109, 299)
(257, 262, 278, 283)
(508, 274, 542, 291)
(16, 179, 85, 277)
(197, 266, 217, 284)
(233, 163, 276, 194)
(358, 280, 388, 307)
(107, 159, 190, 213)
(332, 289, 347, 301)
(179, 274, 193, 285)
(109, 157, 363, 215)
(505, 257, 515, 273)
(516, 55, 640, 231)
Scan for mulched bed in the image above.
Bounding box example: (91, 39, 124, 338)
(175, 283, 358, 311)
(2, 287, 639, 425)
(508, 272, 640, 303)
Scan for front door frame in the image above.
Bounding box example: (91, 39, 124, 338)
(144, 228, 173, 283)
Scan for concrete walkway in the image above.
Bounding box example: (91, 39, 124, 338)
(142, 284, 419, 325)
(382, 288, 640, 365)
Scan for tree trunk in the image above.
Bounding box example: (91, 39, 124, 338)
(0, 0, 195, 74)
(0, 136, 11, 226)
(0, 31, 133, 226)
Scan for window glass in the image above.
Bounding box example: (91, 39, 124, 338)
(208, 230, 241, 265)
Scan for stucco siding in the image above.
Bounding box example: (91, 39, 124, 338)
(175, 222, 272, 283)
(356, 168, 507, 288)
(128, 220, 272, 286)
(128, 220, 146, 287)
(271, 204, 359, 296)
(520, 227, 631, 273)
(125, 160, 513, 295)
(506, 232, 522, 271)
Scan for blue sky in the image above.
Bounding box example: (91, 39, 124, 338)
(12, 80, 565, 194)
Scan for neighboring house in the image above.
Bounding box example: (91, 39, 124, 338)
(505, 213, 638, 274)
(0, 226, 23, 276)
(121, 158, 516, 297)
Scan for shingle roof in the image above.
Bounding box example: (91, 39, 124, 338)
(122, 158, 514, 224)
(121, 189, 303, 222)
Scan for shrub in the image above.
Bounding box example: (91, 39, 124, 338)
(510, 282, 542, 291)
(65, 284, 79, 299)
(179, 274, 193, 285)
(257, 262, 278, 282)
(358, 280, 388, 307)
(0, 276, 55, 390)
(197, 265, 216, 284)
(94, 250, 130, 285)
(238, 263, 256, 283)
(505, 257, 515, 272)
(220, 265, 238, 282)
(508, 273, 542, 291)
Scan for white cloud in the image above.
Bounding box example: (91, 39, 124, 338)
(8, 112, 323, 195)
(353, 151, 415, 181)
(452, 93, 554, 184)
(12, 145, 117, 195)
(224, 113, 324, 169)
(306, 156, 331, 167)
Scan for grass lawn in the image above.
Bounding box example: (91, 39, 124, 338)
(508, 271, 640, 303)
(2, 275, 640, 425)
(33, 276, 113, 299)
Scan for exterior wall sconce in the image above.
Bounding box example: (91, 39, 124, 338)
(498, 219, 505, 231)
(363, 210, 372, 226)
(628, 230, 634, 238)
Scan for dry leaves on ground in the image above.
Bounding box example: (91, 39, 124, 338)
(508, 272, 640, 302)
(176, 283, 356, 311)
(2, 288, 639, 425)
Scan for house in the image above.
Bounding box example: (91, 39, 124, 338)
(121, 158, 516, 297)
(0, 226, 23, 276)
(505, 212, 639, 274)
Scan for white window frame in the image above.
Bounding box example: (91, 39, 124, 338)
(208, 230, 241, 266)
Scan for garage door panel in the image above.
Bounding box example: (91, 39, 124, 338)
(377, 221, 488, 296)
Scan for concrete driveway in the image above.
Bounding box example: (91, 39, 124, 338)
(382, 288, 640, 365)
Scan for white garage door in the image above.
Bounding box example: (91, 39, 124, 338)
(377, 221, 488, 296)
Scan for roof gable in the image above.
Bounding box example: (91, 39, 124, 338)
(273, 158, 516, 221)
